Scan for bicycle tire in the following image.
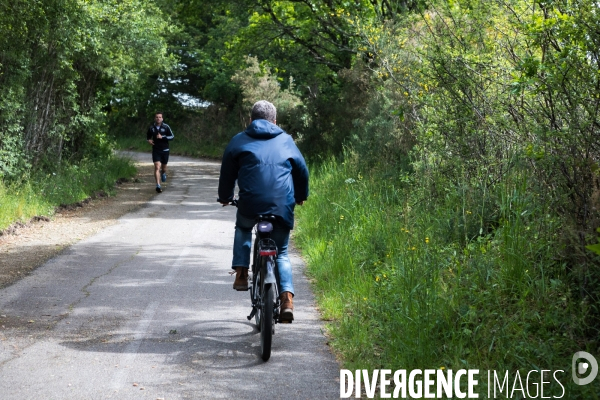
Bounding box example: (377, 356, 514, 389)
(252, 237, 261, 330)
(254, 272, 262, 331)
(260, 283, 274, 361)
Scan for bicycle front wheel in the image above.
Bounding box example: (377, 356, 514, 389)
(260, 283, 274, 361)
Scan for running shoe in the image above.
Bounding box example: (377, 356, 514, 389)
(161, 172, 167, 182)
(156, 185, 162, 193)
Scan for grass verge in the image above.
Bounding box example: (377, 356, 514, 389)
(294, 156, 599, 399)
(0, 155, 136, 232)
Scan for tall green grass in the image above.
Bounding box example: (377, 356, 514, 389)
(0, 181, 52, 230)
(0, 155, 136, 232)
(295, 156, 598, 398)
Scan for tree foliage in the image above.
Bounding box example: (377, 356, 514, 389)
(232, 56, 303, 131)
(0, 0, 173, 177)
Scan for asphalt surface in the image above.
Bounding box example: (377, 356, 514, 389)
(0, 152, 340, 399)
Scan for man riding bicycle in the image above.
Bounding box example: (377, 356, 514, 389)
(218, 100, 309, 322)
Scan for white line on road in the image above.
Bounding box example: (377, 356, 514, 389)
(110, 300, 159, 390)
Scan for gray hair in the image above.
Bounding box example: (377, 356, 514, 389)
(251, 100, 277, 123)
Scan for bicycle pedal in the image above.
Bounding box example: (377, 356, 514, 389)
(248, 307, 257, 320)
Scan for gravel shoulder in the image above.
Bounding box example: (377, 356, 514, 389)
(0, 153, 157, 289)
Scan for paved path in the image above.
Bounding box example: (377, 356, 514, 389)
(0, 153, 340, 399)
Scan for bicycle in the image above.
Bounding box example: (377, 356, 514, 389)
(218, 199, 283, 361)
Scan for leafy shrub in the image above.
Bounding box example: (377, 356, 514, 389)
(232, 56, 303, 133)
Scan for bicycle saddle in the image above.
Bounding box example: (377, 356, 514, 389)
(257, 222, 273, 233)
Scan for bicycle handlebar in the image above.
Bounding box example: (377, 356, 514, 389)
(217, 198, 238, 207)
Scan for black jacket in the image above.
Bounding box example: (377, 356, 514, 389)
(147, 123, 174, 151)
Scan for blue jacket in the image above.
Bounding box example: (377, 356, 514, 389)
(218, 120, 309, 229)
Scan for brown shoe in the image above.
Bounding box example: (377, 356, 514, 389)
(233, 267, 249, 291)
(280, 291, 294, 322)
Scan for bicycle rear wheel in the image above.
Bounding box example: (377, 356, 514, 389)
(254, 272, 262, 331)
(252, 237, 261, 330)
(260, 283, 274, 361)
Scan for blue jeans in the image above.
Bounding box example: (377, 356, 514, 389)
(232, 211, 294, 295)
